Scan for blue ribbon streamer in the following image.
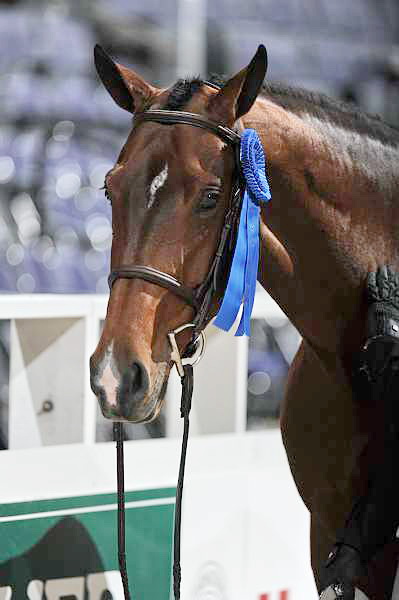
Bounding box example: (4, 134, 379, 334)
(213, 129, 271, 336)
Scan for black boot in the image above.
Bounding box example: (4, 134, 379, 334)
(319, 544, 366, 599)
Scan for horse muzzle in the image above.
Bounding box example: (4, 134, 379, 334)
(90, 356, 162, 423)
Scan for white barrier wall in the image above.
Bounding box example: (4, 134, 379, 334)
(0, 433, 316, 600)
(0, 292, 317, 600)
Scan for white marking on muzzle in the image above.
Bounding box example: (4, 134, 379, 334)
(98, 341, 120, 407)
(148, 163, 168, 208)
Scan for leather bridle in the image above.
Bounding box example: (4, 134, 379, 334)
(108, 107, 244, 367)
(108, 105, 246, 600)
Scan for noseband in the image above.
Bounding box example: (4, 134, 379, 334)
(108, 108, 244, 364)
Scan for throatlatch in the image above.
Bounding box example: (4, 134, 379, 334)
(320, 265, 399, 599)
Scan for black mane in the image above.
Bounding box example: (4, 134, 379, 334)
(262, 81, 399, 147)
(163, 75, 399, 148)
(164, 77, 203, 111)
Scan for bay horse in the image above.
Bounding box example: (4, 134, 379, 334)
(90, 43, 399, 599)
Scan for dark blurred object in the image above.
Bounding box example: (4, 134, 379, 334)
(247, 318, 300, 428)
(381, 56, 399, 127)
(339, 51, 399, 129)
(206, 19, 231, 77)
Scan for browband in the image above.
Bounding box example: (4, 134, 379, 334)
(134, 110, 241, 146)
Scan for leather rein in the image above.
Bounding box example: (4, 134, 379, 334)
(108, 107, 244, 600)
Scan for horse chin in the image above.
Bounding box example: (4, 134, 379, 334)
(123, 401, 162, 424)
(137, 397, 163, 424)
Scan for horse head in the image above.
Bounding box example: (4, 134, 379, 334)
(89, 45, 268, 422)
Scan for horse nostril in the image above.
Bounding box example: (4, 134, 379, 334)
(129, 362, 144, 396)
(120, 360, 149, 411)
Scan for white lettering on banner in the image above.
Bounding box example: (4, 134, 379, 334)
(45, 577, 84, 600)
(27, 581, 44, 600)
(87, 572, 123, 599)
(4, 572, 126, 598)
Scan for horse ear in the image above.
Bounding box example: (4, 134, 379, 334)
(209, 44, 268, 124)
(94, 44, 158, 114)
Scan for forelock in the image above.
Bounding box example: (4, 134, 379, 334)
(164, 77, 204, 111)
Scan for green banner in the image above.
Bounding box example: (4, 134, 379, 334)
(0, 487, 175, 599)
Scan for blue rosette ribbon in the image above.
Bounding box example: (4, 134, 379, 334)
(213, 129, 271, 336)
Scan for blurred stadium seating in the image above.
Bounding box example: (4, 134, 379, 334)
(0, 0, 398, 294)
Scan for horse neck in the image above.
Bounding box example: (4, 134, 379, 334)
(242, 97, 393, 356)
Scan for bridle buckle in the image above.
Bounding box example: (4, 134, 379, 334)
(168, 323, 206, 378)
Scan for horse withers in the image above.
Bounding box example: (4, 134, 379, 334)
(89, 42, 399, 600)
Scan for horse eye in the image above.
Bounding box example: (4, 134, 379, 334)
(198, 189, 220, 211)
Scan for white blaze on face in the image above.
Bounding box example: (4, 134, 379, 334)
(148, 162, 168, 208)
(98, 341, 120, 407)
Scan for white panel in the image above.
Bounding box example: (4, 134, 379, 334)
(182, 465, 247, 599)
(82, 314, 101, 444)
(9, 318, 86, 448)
(166, 323, 248, 438)
(191, 324, 247, 435)
(9, 320, 41, 448)
(246, 456, 314, 599)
